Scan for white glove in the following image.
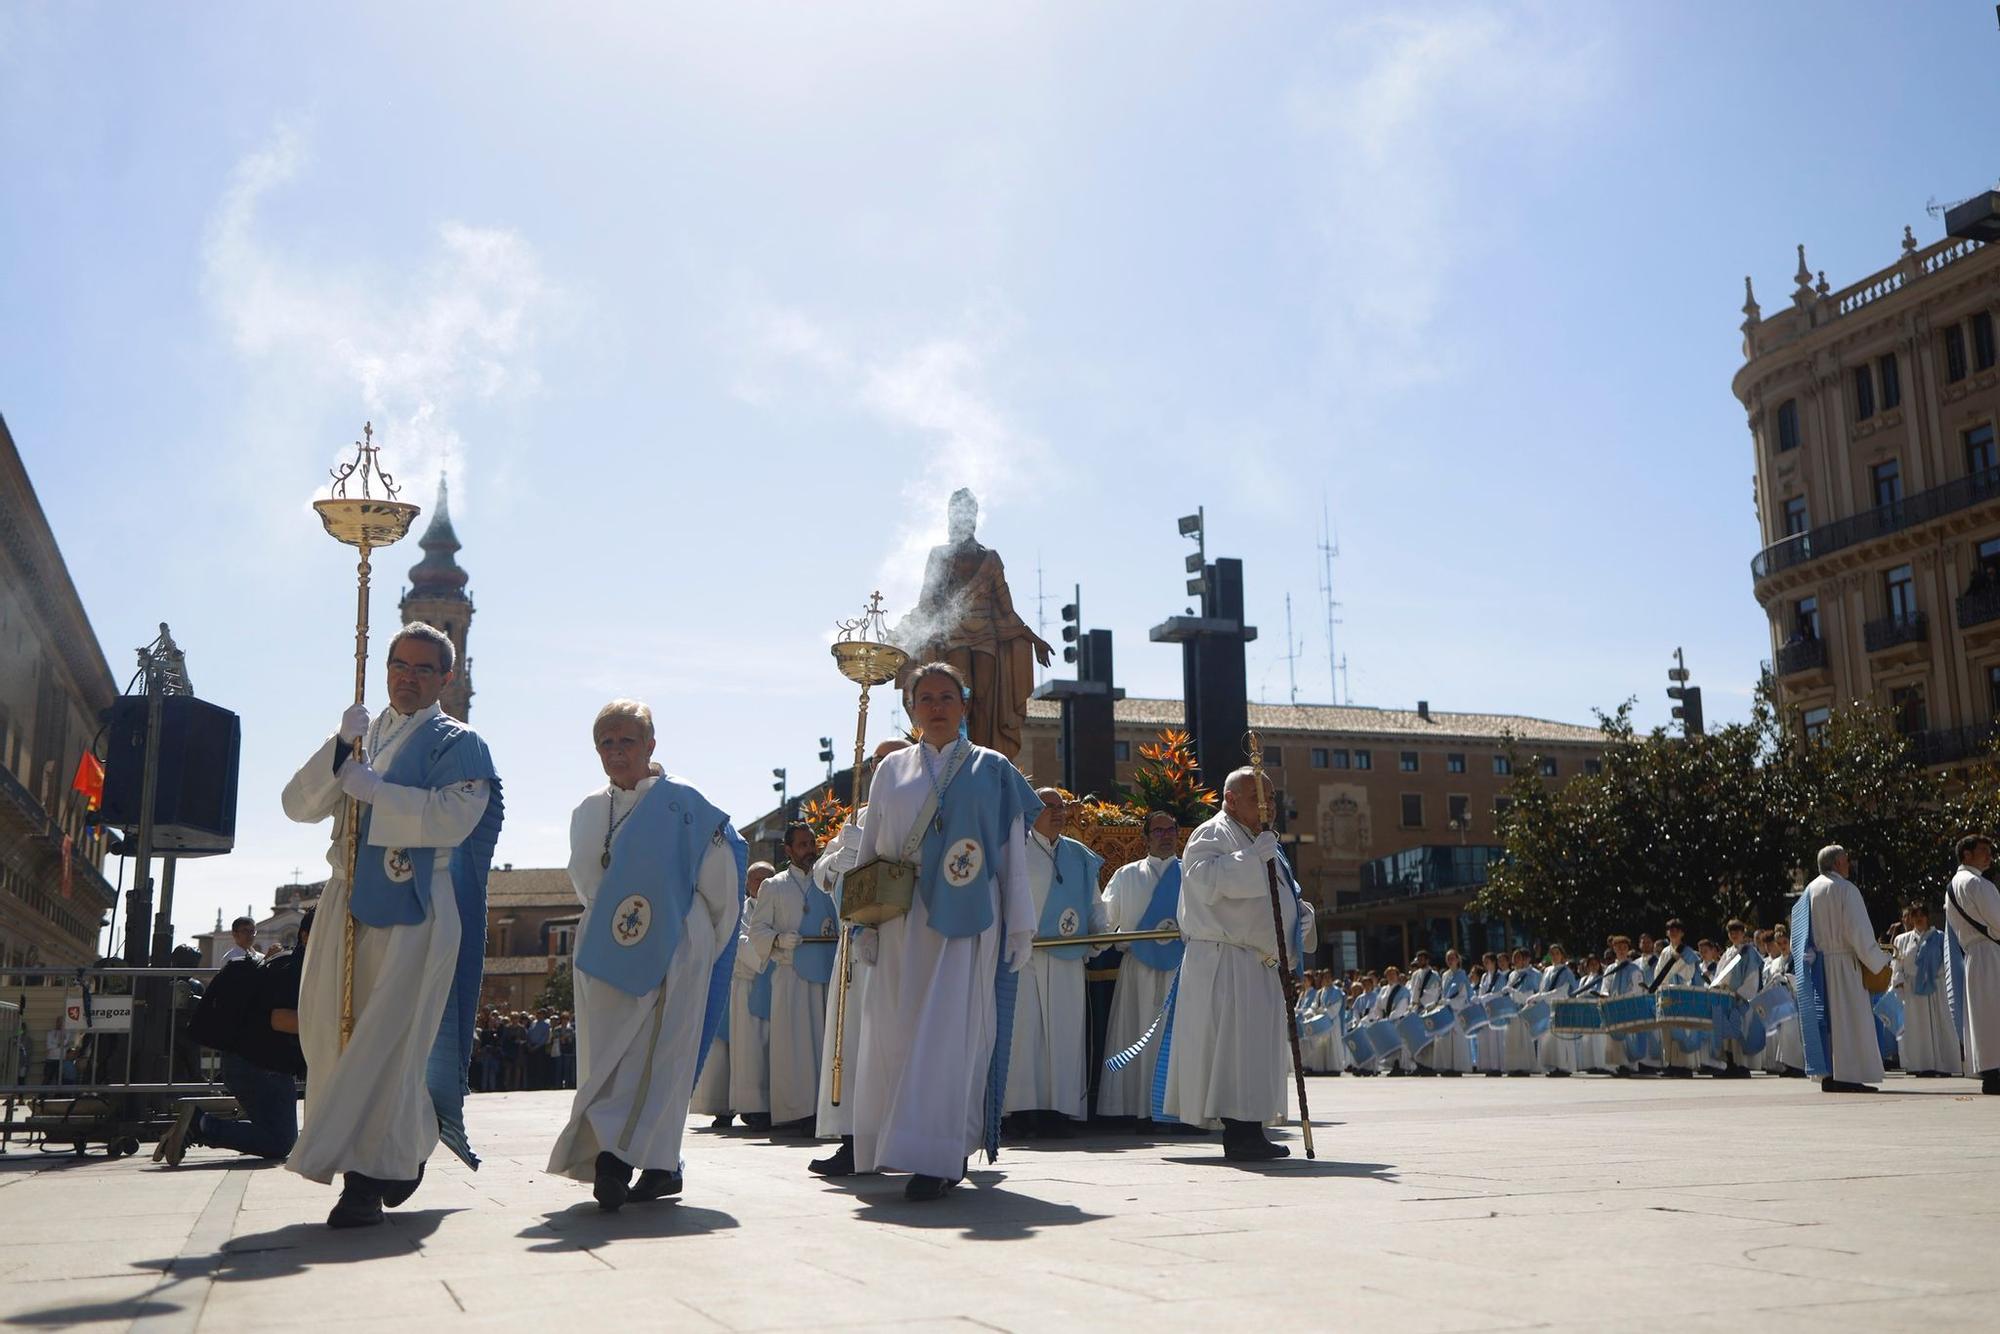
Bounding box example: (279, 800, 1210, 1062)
(777, 930, 802, 951)
(339, 704, 371, 743)
(856, 927, 880, 967)
(1250, 830, 1282, 862)
(1004, 931, 1033, 973)
(834, 845, 862, 873)
(338, 761, 383, 803)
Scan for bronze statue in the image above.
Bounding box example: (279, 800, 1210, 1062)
(897, 489, 1051, 759)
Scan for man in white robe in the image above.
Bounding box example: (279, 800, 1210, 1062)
(690, 864, 769, 1126)
(282, 624, 498, 1229)
(724, 863, 776, 1129)
(546, 701, 741, 1208)
(1799, 844, 1893, 1093)
(1893, 903, 1958, 1077)
(1405, 953, 1444, 1075)
(1003, 790, 1097, 1134)
(1945, 834, 2000, 1095)
(745, 825, 831, 1132)
(1161, 768, 1315, 1161)
(1372, 965, 1414, 1075)
(1096, 811, 1185, 1127)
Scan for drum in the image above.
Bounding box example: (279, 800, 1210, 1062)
(840, 856, 914, 925)
(1349, 1021, 1392, 1065)
(1394, 1013, 1431, 1057)
(1421, 1006, 1457, 1038)
(1657, 985, 1724, 1031)
(1302, 1011, 1333, 1037)
(1751, 983, 1796, 1035)
(1456, 998, 1491, 1035)
(1484, 993, 1522, 1028)
(1518, 997, 1554, 1039)
(1872, 988, 1906, 1040)
(1600, 993, 1658, 1033)
(1551, 998, 1605, 1035)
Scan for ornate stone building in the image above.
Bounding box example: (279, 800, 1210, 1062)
(1739, 226, 1999, 760)
(0, 414, 120, 970)
(398, 477, 475, 721)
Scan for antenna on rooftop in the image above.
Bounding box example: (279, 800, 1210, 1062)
(1317, 500, 1343, 704)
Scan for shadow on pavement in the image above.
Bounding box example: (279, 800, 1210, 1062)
(4, 1298, 185, 1327)
(849, 1177, 1109, 1240)
(1157, 1155, 1396, 1180)
(518, 1201, 739, 1252)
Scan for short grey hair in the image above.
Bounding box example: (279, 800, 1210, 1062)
(1817, 844, 1847, 874)
(592, 698, 655, 743)
(389, 621, 455, 674)
(1223, 766, 1264, 794)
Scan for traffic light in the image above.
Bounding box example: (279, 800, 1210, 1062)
(1667, 648, 1705, 736)
(771, 766, 787, 795)
(818, 737, 834, 778)
(1061, 586, 1081, 665)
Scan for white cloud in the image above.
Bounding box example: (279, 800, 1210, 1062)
(201, 123, 562, 504)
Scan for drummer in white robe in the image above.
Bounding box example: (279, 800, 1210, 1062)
(847, 663, 1038, 1201)
(547, 701, 743, 1209)
(1893, 903, 1959, 1077)
(1534, 946, 1580, 1076)
(1761, 926, 1806, 1076)
(281, 623, 501, 1230)
(1945, 834, 2000, 1095)
(1500, 949, 1542, 1076)
(1405, 953, 1444, 1075)
(690, 863, 771, 1126)
(1705, 921, 1762, 1077)
(1160, 768, 1316, 1161)
(1650, 921, 1703, 1076)
(1598, 937, 1647, 1075)
(745, 824, 837, 1132)
(1002, 789, 1102, 1135)
(1095, 810, 1187, 1128)
(1429, 950, 1474, 1075)
(1796, 845, 1893, 1093)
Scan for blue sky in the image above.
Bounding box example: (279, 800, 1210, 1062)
(3, 2, 1995, 946)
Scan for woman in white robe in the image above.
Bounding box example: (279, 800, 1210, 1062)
(1893, 909, 1959, 1077)
(848, 663, 1036, 1200)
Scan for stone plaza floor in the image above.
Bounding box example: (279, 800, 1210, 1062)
(0, 1073, 1994, 1332)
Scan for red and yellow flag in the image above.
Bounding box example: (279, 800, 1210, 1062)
(71, 754, 104, 812)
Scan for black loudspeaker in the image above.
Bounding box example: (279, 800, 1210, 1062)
(100, 696, 241, 855)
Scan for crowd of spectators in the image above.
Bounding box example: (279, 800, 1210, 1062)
(472, 1007, 575, 1092)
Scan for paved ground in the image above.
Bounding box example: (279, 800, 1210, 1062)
(1, 1073, 1995, 1332)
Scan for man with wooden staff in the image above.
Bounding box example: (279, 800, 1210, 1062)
(1160, 767, 1315, 1162)
(744, 823, 838, 1134)
(281, 622, 502, 1228)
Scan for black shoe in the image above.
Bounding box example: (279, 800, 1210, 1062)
(1481, 1071, 1503, 1077)
(1001, 1112, 1033, 1140)
(808, 1136, 856, 1177)
(903, 1173, 958, 1201)
(594, 1151, 632, 1211)
(774, 1116, 818, 1138)
(742, 1112, 772, 1131)
(1133, 1118, 1157, 1135)
(1820, 1078, 1878, 1094)
(1220, 1119, 1289, 1162)
(629, 1169, 683, 1202)
(1507, 1071, 1531, 1078)
(709, 1114, 735, 1129)
(381, 1163, 424, 1208)
(1663, 1067, 1695, 1079)
(1546, 1070, 1571, 1078)
(1439, 1070, 1462, 1077)
(1034, 1111, 1075, 1139)
(1611, 1068, 1633, 1078)
(1718, 1066, 1752, 1080)
(328, 1174, 385, 1229)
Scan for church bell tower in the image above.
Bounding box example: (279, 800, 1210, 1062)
(398, 475, 475, 721)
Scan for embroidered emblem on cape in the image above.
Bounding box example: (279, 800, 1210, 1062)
(1156, 916, 1178, 935)
(612, 894, 651, 946)
(1059, 906, 1081, 936)
(943, 837, 983, 887)
(384, 848, 414, 883)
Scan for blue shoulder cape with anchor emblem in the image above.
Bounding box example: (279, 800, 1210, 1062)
(1035, 835, 1104, 960)
(1128, 860, 1186, 972)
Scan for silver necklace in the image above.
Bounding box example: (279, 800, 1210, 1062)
(921, 739, 967, 834)
(602, 786, 639, 868)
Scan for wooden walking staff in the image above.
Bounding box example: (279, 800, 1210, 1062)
(1246, 729, 1315, 1159)
(826, 592, 909, 1105)
(311, 424, 421, 1051)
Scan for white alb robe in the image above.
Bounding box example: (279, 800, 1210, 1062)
(1804, 873, 1892, 1085)
(814, 813, 872, 1139)
(1761, 950, 1804, 1073)
(548, 777, 738, 1179)
(1472, 973, 1505, 1072)
(746, 864, 829, 1124)
(1162, 813, 1311, 1127)
(283, 704, 491, 1184)
(1945, 866, 2000, 1076)
(1003, 831, 1089, 1119)
(1707, 944, 1762, 1069)
(1501, 968, 1542, 1073)
(1598, 959, 1644, 1071)
(726, 898, 771, 1115)
(1095, 855, 1179, 1117)
(1651, 946, 1704, 1071)
(1535, 966, 1580, 1072)
(690, 895, 751, 1118)
(850, 742, 1034, 1180)
(1429, 969, 1474, 1072)
(1893, 927, 1959, 1075)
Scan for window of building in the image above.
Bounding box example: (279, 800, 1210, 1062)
(549, 924, 576, 957)
(1976, 311, 1997, 372)
(1886, 563, 1918, 623)
(1584, 758, 1603, 775)
(1852, 364, 1875, 420)
(1979, 537, 2000, 584)
(1354, 749, 1372, 770)
(1878, 352, 1901, 410)
(1988, 665, 2000, 719)
(1263, 744, 1283, 767)
(1493, 755, 1512, 775)
(1310, 747, 1329, 769)
(1447, 794, 1470, 827)
(1446, 752, 1466, 773)
(1890, 683, 1928, 736)
(1946, 325, 1969, 382)
(1399, 751, 1418, 772)
(1871, 458, 1903, 510)
(1803, 706, 1831, 743)
(1783, 496, 1809, 536)
(1113, 740, 1131, 762)
(1538, 757, 1559, 777)
(1331, 749, 1351, 770)
(1775, 399, 1800, 452)
(1400, 794, 1424, 828)
(1795, 595, 1820, 640)
(1968, 423, 1997, 478)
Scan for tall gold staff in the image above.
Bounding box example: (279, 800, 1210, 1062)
(826, 592, 908, 1105)
(1247, 729, 1315, 1159)
(312, 424, 420, 1051)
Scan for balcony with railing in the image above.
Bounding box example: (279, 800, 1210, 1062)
(1752, 467, 2000, 581)
(1959, 583, 2000, 630)
(1774, 636, 1828, 677)
(1864, 611, 1928, 654)
(1908, 724, 1999, 767)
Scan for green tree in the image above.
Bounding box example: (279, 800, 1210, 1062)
(534, 963, 574, 1013)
